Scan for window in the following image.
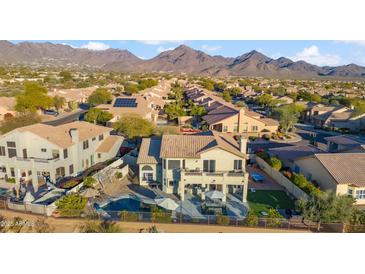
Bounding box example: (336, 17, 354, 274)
(348, 189, 353, 196)
(182, 160, 186, 170)
(203, 160, 216, 172)
(8, 148, 17, 158)
(41, 148, 47, 153)
(52, 150, 60, 159)
(7, 141, 16, 148)
(234, 159, 243, 170)
(99, 134, 104, 141)
(223, 125, 228, 132)
(83, 140, 89, 150)
(28, 170, 32, 176)
(63, 149, 68, 159)
(233, 123, 238, 132)
(355, 190, 365, 200)
(252, 126, 258, 132)
(69, 164, 74, 175)
(169, 180, 175, 187)
(22, 149, 27, 159)
(98, 153, 101, 159)
(168, 160, 180, 170)
(0, 146, 5, 156)
(10, 168, 15, 177)
(92, 137, 96, 141)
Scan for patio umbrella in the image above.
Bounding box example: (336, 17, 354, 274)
(81, 188, 99, 198)
(205, 190, 225, 200)
(23, 191, 35, 203)
(154, 197, 179, 211)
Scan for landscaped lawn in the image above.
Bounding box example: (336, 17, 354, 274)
(247, 190, 295, 215)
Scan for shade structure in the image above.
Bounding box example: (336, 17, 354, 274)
(23, 191, 35, 203)
(205, 190, 225, 200)
(154, 197, 179, 211)
(81, 188, 99, 198)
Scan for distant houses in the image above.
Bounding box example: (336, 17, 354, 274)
(186, 88, 279, 137)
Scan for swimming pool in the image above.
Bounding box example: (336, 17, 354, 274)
(101, 198, 141, 212)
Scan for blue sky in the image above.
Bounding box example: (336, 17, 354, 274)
(11, 40, 365, 66)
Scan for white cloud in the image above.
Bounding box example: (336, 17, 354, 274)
(336, 40, 365, 47)
(137, 56, 147, 60)
(80, 41, 110, 51)
(201, 44, 222, 52)
(140, 40, 184, 45)
(291, 45, 341, 66)
(157, 46, 174, 52)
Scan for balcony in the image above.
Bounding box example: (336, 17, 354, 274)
(180, 169, 247, 185)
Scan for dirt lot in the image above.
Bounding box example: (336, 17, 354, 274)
(0, 209, 309, 233)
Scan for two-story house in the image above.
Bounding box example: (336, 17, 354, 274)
(0, 121, 123, 191)
(137, 131, 249, 202)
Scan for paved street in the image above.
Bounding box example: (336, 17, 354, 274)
(41, 109, 87, 126)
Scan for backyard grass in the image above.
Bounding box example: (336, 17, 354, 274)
(248, 190, 295, 216)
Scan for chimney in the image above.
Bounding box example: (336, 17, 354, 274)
(69, 128, 79, 143)
(238, 107, 245, 133)
(239, 135, 247, 154)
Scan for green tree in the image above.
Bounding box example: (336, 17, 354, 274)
(124, 83, 140, 95)
(268, 157, 282, 171)
(53, 95, 66, 111)
(59, 70, 73, 82)
(15, 82, 54, 112)
(222, 90, 232, 102)
(0, 113, 41, 134)
(164, 102, 186, 120)
(87, 88, 112, 106)
(85, 108, 113, 124)
(55, 194, 87, 217)
(113, 114, 155, 139)
(214, 82, 226, 92)
(271, 103, 306, 133)
(190, 104, 206, 117)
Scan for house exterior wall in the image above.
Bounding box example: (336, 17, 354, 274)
(208, 111, 277, 136)
(0, 129, 117, 190)
(160, 148, 248, 201)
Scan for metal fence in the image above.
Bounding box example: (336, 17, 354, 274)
(2, 201, 365, 232)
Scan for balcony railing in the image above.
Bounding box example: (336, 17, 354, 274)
(181, 169, 245, 177)
(15, 156, 60, 163)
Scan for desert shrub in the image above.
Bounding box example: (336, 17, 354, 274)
(120, 211, 139, 222)
(80, 220, 123, 233)
(245, 211, 259, 227)
(256, 151, 269, 161)
(115, 172, 123, 179)
(55, 194, 87, 217)
(268, 156, 282, 171)
(33, 218, 54, 233)
(6, 178, 16, 184)
(150, 207, 171, 223)
(83, 176, 96, 188)
(291, 173, 321, 195)
(266, 209, 285, 228)
(216, 215, 230, 226)
(62, 180, 79, 189)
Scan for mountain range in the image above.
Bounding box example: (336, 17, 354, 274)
(1, 41, 365, 79)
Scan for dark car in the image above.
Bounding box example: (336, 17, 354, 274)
(43, 109, 59, 116)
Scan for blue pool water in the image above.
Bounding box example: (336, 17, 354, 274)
(101, 198, 141, 212)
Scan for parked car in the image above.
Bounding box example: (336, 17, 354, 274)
(43, 109, 59, 116)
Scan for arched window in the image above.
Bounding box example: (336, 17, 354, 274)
(142, 165, 153, 171)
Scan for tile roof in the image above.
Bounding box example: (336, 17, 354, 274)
(96, 135, 123, 153)
(137, 137, 162, 164)
(269, 145, 324, 161)
(315, 153, 365, 187)
(324, 135, 365, 146)
(15, 121, 111, 148)
(160, 131, 245, 159)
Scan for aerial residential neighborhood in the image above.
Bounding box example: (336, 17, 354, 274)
(1, 40, 365, 235)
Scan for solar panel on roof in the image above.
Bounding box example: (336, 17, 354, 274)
(113, 98, 137, 108)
